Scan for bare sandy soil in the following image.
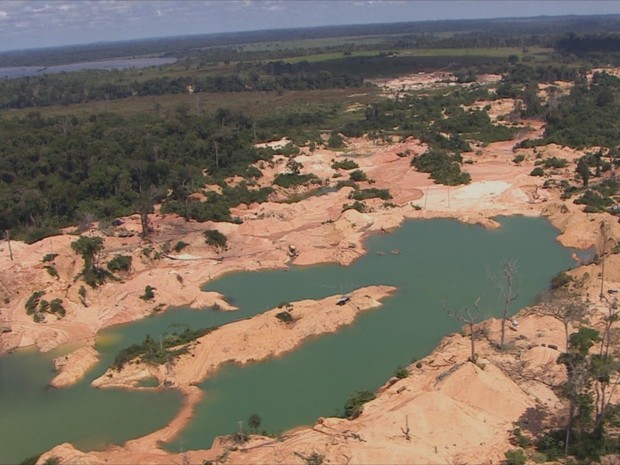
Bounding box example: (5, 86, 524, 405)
(3, 72, 618, 464)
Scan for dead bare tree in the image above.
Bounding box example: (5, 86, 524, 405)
(448, 297, 482, 364)
(599, 220, 611, 300)
(535, 290, 589, 352)
(493, 259, 519, 350)
(4, 230, 13, 261)
(400, 415, 411, 441)
(600, 298, 619, 357)
(135, 185, 158, 239)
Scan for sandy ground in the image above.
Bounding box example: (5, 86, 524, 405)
(1, 72, 617, 464)
(91, 285, 395, 389)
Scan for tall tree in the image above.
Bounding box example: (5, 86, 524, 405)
(494, 259, 519, 350)
(576, 157, 591, 187)
(448, 297, 482, 364)
(537, 290, 589, 351)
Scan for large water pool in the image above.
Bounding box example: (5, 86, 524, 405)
(0, 217, 575, 463)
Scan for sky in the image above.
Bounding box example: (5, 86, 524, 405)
(1, 0, 620, 52)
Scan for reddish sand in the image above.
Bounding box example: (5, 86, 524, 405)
(4, 71, 618, 464)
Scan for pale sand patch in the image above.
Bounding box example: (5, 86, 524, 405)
(92, 285, 396, 389)
(254, 137, 291, 149)
(51, 343, 99, 388)
(453, 180, 511, 200)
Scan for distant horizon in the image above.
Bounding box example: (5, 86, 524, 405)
(1, 0, 620, 53)
(2, 11, 620, 57)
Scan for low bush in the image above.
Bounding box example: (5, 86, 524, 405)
(349, 170, 368, 182)
(550, 271, 573, 289)
(174, 241, 189, 253)
(273, 173, 320, 188)
(395, 366, 409, 379)
(543, 156, 568, 169)
(574, 189, 613, 213)
(204, 229, 228, 249)
(350, 188, 392, 201)
(140, 285, 156, 301)
(331, 159, 359, 170)
(44, 265, 59, 279)
(412, 149, 471, 186)
(112, 327, 212, 370)
(25, 291, 45, 315)
(343, 390, 375, 419)
(504, 449, 527, 465)
(275, 311, 293, 323)
(342, 201, 366, 213)
(107, 255, 132, 273)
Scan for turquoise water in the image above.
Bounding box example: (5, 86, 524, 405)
(167, 216, 575, 451)
(0, 217, 574, 463)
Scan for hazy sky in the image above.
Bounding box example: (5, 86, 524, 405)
(1, 0, 620, 53)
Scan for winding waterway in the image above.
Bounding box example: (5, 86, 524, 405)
(0, 217, 574, 463)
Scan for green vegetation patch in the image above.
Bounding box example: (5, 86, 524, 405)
(112, 327, 212, 370)
(411, 149, 471, 186)
(343, 390, 376, 419)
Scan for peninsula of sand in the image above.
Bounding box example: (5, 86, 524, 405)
(1, 71, 619, 465)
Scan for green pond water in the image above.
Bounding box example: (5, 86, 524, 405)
(0, 217, 574, 463)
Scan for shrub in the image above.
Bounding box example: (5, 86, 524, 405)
(44, 265, 59, 279)
(174, 241, 189, 253)
(395, 366, 409, 379)
(530, 167, 545, 176)
(23, 227, 60, 245)
(349, 170, 368, 182)
(304, 452, 324, 465)
(512, 427, 532, 448)
(350, 188, 392, 201)
(273, 173, 320, 188)
(42, 253, 58, 263)
(275, 311, 293, 323)
(331, 159, 359, 170)
(512, 154, 525, 164)
(550, 271, 572, 289)
(343, 390, 375, 419)
(107, 255, 132, 273)
(412, 149, 471, 186)
(112, 328, 211, 370)
(140, 285, 156, 301)
(574, 189, 613, 213)
(204, 229, 227, 249)
(328, 131, 345, 149)
(504, 449, 527, 465)
(49, 298, 66, 317)
(25, 291, 45, 315)
(335, 179, 358, 190)
(543, 156, 568, 169)
(342, 201, 366, 213)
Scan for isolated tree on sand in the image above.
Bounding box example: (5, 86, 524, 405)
(71, 235, 107, 287)
(536, 290, 589, 352)
(493, 259, 519, 350)
(134, 185, 159, 239)
(448, 297, 482, 364)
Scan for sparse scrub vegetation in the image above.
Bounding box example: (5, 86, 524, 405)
(204, 229, 228, 250)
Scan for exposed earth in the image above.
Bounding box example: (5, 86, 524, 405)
(2, 71, 620, 464)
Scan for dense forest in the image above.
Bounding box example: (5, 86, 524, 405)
(3, 15, 620, 244)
